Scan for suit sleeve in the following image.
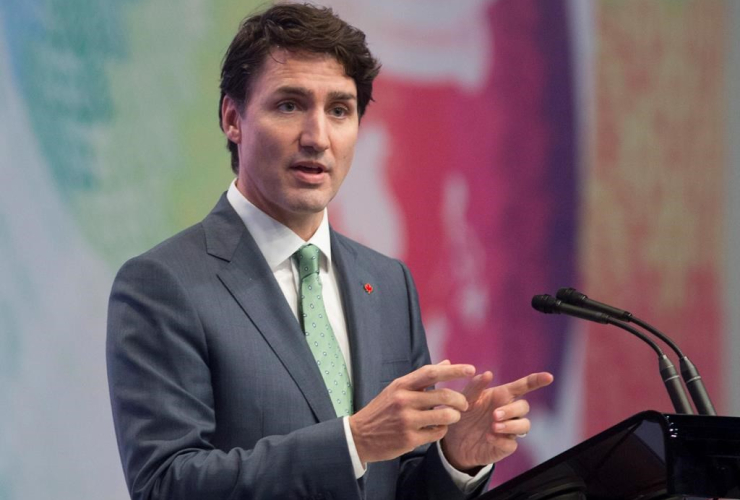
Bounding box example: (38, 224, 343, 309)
(106, 255, 361, 500)
(393, 261, 492, 500)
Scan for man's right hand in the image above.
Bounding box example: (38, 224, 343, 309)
(348, 361, 475, 464)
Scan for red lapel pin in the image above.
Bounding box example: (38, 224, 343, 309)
(363, 283, 373, 294)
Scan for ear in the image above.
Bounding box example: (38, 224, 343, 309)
(221, 95, 242, 144)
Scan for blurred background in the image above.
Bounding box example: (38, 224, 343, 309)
(1, 0, 738, 497)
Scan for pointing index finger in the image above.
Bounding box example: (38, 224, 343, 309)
(504, 372, 554, 399)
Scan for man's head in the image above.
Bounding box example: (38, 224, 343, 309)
(219, 3, 381, 239)
(219, 3, 381, 174)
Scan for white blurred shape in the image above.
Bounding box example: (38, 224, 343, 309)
(327, 0, 495, 90)
(424, 314, 449, 365)
(333, 124, 406, 259)
(442, 172, 489, 329)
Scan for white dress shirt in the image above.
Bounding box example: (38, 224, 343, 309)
(226, 180, 490, 491)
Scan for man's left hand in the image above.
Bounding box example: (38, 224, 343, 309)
(440, 370, 554, 472)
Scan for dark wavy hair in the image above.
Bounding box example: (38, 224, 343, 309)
(219, 3, 381, 173)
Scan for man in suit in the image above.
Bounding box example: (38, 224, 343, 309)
(106, 4, 553, 499)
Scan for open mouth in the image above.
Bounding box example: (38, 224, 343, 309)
(294, 164, 324, 174)
(291, 161, 328, 175)
(290, 162, 329, 184)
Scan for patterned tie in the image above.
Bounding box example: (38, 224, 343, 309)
(293, 244, 353, 417)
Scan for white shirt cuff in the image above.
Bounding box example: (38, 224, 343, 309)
(436, 441, 492, 493)
(343, 418, 491, 488)
(343, 416, 367, 479)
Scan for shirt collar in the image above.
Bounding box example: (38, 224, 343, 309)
(226, 180, 332, 271)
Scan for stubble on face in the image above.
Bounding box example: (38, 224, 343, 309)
(232, 50, 359, 240)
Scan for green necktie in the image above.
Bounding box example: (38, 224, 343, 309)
(293, 244, 353, 417)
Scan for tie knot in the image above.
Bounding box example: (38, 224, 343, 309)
(293, 244, 321, 280)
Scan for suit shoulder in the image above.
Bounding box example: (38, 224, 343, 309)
(117, 193, 237, 273)
(139, 222, 205, 262)
(115, 222, 207, 281)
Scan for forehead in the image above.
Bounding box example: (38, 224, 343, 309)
(251, 49, 356, 97)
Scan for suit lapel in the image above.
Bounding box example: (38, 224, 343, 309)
(331, 232, 383, 412)
(203, 195, 337, 423)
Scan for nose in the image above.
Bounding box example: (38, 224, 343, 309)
(299, 110, 330, 153)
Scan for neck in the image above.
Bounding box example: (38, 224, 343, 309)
(235, 178, 324, 241)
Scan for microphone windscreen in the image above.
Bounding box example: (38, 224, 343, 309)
(556, 287, 586, 304)
(531, 294, 558, 314)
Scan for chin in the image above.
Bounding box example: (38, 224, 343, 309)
(292, 203, 329, 216)
(288, 194, 334, 214)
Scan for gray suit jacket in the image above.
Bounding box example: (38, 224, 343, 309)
(107, 194, 488, 499)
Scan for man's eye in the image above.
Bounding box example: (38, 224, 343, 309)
(278, 102, 297, 112)
(330, 106, 349, 117)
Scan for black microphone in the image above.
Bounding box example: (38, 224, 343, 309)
(532, 294, 694, 415)
(531, 294, 610, 323)
(556, 287, 717, 416)
(556, 287, 632, 321)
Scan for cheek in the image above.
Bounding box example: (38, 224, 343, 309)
(255, 125, 285, 155)
(244, 126, 292, 171)
(332, 149, 354, 188)
(335, 131, 357, 169)
(343, 139, 357, 162)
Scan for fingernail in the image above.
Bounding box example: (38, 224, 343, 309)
(494, 423, 505, 432)
(495, 410, 505, 420)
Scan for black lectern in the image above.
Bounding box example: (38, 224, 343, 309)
(482, 411, 740, 500)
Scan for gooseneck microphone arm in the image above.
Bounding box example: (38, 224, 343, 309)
(532, 294, 694, 415)
(556, 287, 717, 416)
(629, 316, 716, 416)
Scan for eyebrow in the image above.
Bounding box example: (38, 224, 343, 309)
(274, 86, 357, 102)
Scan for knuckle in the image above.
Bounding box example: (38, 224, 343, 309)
(391, 391, 408, 408)
(386, 379, 401, 392)
(445, 389, 462, 405)
(438, 388, 453, 404)
(404, 430, 423, 450)
(398, 410, 411, 427)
